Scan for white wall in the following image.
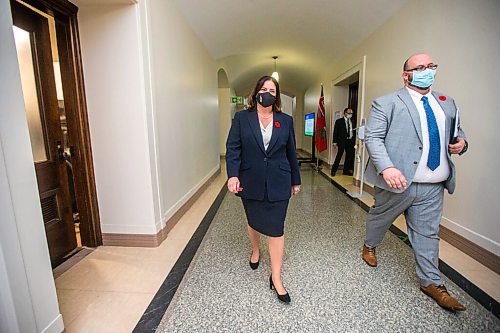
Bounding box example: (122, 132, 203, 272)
(301, 86, 324, 155)
(218, 88, 231, 155)
(217, 68, 232, 155)
(143, 0, 219, 224)
(76, 0, 219, 234)
(303, 0, 500, 255)
(281, 94, 294, 117)
(294, 93, 305, 149)
(218, 84, 237, 156)
(0, 0, 63, 331)
(78, 4, 157, 234)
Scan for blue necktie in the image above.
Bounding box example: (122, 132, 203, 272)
(421, 96, 440, 171)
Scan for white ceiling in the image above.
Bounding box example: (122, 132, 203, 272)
(173, 0, 410, 96)
(72, 0, 410, 96)
(72, 0, 136, 5)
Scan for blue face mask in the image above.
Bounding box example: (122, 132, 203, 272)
(410, 68, 436, 89)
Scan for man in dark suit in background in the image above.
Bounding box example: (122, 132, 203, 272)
(330, 108, 355, 176)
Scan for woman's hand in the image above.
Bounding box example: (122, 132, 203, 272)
(227, 177, 242, 194)
(292, 185, 301, 195)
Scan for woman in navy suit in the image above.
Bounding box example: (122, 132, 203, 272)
(226, 75, 301, 303)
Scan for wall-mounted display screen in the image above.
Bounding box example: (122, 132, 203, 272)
(304, 113, 314, 136)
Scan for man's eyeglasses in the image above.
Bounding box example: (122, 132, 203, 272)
(405, 64, 438, 72)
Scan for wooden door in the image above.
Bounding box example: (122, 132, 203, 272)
(348, 81, 359, 128)
(12, 1, 77, 267)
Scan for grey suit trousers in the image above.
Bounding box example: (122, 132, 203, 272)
(365, 182, 444, 287)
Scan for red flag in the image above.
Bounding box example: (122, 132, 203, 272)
(315, 85, 327, 152)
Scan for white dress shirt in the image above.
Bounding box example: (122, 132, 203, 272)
(345, 117, 353, 139)
(406, 87, 450, 183)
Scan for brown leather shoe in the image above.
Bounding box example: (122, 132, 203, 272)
(420, 284, 466, 311)
(362, 244, 377, 267)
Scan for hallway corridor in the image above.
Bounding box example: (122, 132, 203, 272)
(3, 1, 500, 332)
(51, 165, 500, 332)
(153, 169, 498, 332)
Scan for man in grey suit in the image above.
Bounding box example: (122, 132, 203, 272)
(362, 53, 468, 311)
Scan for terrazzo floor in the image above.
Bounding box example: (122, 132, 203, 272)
(155, 170, 500, 333)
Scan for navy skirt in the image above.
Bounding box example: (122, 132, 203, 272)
(241, 190, 289, 237)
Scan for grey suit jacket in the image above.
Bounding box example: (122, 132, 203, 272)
(364, 87, 466, 194)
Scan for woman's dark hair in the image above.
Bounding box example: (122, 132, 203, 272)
(248, 75, 282, 112)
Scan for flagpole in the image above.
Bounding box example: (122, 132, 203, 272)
(358, 119, 366, 196)
(316, 83, 320, 172)
(312, 83, 327, 172)
(347, 118, 366, 199)
(315, 135, 320, 172)
(312, 94, 316, 170)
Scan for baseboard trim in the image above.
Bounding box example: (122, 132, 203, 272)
(102, 168, 221, 247)
(352, 178, 374, 196)
(440, 225, 500, 275)
(101, 232, 164, 247)
(40, 314, 64, 333)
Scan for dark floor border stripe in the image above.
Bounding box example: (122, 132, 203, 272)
(133, 184, 228, 333)
(318, 170, 499, 319)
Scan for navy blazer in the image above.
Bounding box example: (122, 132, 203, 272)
(226, 108, 301, 202)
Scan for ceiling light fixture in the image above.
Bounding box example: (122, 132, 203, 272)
(271, 56, 279, 82)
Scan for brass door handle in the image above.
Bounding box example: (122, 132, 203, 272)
(56, 141, 74, 161)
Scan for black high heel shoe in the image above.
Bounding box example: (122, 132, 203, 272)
(249, 252, 259, 270)
(269, 275, 291, 303)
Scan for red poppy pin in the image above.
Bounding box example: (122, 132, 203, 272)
(274, 121, 281, 128)
(439, 95, 447, 101)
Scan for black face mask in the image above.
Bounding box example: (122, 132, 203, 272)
(256, 92, 276, 107)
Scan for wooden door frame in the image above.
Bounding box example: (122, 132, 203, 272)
(16, 0, 102, 247)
